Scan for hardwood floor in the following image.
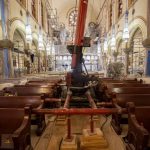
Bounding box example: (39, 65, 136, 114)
(31, 115, 126, 150)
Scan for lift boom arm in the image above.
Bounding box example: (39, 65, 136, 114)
(71, 0, 88, 69)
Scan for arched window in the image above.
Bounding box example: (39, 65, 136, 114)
(109, 3, 112, 28)
(118, 0, 123, 18)
(31, 0, 36, 19)
(69, 10, 78, 26)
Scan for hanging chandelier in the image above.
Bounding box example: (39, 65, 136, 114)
(123, 11, 129, 42)
(46, 36, 52, 55)
(111, 25, 116, 51)
(26, 12, 32, 43)
(38, 27, 44, 50)
(51, 43, 55, 55)
(97, 40, 101, 54)
(104, 34, 108, 52)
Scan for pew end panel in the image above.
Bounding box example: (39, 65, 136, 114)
(0, 96, 45, 136)
(111, 94, 150, 134)
(126, 102, 150, 150)
(0, 107, 32, 150)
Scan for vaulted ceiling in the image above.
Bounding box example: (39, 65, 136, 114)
(48, 0, 104, 29)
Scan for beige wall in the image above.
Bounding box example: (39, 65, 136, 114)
(97, 0, 147, 47)
(8, 0, 48, 44)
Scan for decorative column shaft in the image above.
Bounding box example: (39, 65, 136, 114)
(143, 0, 150, 76)
(0, 0, 11, 78)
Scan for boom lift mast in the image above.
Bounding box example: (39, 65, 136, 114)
(67, 0, 91, 87)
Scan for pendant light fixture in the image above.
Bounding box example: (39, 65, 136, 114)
(38, 26, 44, 50)
(46, 36, 51, 55)
(123, 0, 129, 42)
(26, 1, 32, 43)
(111, 0, 116, 51)
(104, 33, 108, 52)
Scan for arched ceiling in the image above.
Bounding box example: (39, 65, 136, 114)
(48, 0, 104, 29)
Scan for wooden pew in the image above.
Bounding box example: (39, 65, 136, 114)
(106, 83, 150, 89)
(0, 96, 42, 108)
(0, 90, 4, 96)
(14, 84, 55, 89)
(97, 79, 143, 100)
(4, 86, 54, 98)
(111, 94, 150, 134)
(0, 107, 32, 150)
(25, 81, 56, 86)
(126, 102, 150, 150)
(106, 87, 150, 101)
(24, 81, 62, 98)
(0, 96, 45, 136)
(27, 78, 62, 84)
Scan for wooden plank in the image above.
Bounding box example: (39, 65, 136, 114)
(31, 115, 125, 150)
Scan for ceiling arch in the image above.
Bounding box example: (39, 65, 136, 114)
(48, 0, 103, 29)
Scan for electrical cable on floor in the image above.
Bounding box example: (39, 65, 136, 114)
(59, 137, 63, 150)
(100, 114, 111, 130)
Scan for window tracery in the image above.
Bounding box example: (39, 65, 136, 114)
(109, 3, 112, 28)
(69, 10, 78, 26)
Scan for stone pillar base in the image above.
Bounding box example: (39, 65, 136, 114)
(80, 128, 108, 150)
(60, 135, 77, 150)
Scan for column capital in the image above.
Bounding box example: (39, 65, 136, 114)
(0, 39, 14, 49)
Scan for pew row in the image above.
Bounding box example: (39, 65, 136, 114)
(4, 86, 54, 98)
(111, 94, 150, 134)
(126, 102, 150, 150)
(96, 79, 143, 101)
(0, 96, 46, 136)
(105, 87, 150, 101)
(0, 107, 32, 150)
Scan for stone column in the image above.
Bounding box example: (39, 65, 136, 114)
(124, 48, 130, 75)
(142, 0, 150, 76)
(0, 0, 13, 78)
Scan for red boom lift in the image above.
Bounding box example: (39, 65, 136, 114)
(67, 0, 96, 88)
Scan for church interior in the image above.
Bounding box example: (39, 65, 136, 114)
(0, 0, 150, 150)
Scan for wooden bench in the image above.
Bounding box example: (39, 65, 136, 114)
(106, 87, 150, 101)
(0, 107, 32, 150)
(0, 96, 42, 108)
(0, 96, 45, 136)
(14, 84, 55, 89)
(106, 83, 150, 89)
(27, 79, 62, 84)
(15, 82, 62, 98)
(4, 86, 54, 98)
(25, 82, 56, 86)
(25, 81, 62, 98)
(126, 102, 150, 150)
(97, 79, 143, 100)
(0, 90, 4, 96)
(111, 94, 150, 134)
